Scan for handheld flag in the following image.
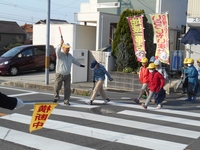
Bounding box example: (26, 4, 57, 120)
(59, 27, 63, 39)
(29, 103, 57, 133)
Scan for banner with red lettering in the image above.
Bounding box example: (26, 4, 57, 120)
(29, 103, 57, 133)
(150, 13, 169, 64)
(127, 15, 146, 61)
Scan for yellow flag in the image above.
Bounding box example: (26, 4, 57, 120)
(29, 103, 57, 133)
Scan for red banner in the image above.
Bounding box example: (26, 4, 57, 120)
(127, 15, 146, 61)
(150, 13, 170, 64)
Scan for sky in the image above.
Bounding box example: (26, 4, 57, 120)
(0, 0, 89, 25)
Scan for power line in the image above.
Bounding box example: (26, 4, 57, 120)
(137, 0, 155, 13)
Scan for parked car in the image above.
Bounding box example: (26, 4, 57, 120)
(0, 45, 56, 76)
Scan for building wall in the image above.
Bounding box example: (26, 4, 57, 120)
(98, 0, 156, 22)
(184, 0, 200, 69)
(161, 0, 187, 30)
(75, 25, 96, 50)
(33, 24, 96, 51)
(97, 12, 119, 49)
(187, 0, 200, 17)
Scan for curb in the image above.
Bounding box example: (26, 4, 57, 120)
(1, 81, 92, 96)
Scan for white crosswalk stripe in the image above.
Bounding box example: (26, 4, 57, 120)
(1, 100, 200, 150)
(1, 113, 187, 150)
(0, 126, 95, 150)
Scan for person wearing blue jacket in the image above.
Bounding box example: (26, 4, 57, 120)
(87, 60, 113, 105)
(185, 58, 199, 101)
(180, 58, 189, 94)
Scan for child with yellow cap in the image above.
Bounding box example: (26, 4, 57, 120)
(133, 57, 149, 104)
(180, 58, 189, 94)
(141, 63, 165, 109)
(185, 58, 198, 101)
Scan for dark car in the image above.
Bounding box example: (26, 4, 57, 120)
(0, 45, 56, 75)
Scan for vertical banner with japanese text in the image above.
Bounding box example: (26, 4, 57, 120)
(150, 13, 170, 64)
(127, 15, 146, 61)
(29, 103, 57, 133)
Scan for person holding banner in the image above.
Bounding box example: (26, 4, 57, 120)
(0, 92, 24, 110)
(53, 39, 85, 105)
(133, 57, 149, 104)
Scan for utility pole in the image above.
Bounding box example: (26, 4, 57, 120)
(45, 0, 50, 85)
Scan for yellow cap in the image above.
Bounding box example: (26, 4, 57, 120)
(197, 58, 200, 63)
(187, 58, 194, 63)
(183, 58, 188, 64)
(147, 63, 156, 69)
(62, 43, 71, 48)
(140, 57, 148, 63)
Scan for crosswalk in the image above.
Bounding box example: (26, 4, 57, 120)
(0, 99, 200, 150)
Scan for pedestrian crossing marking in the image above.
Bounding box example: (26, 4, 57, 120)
(106, 101, 200, 118)
(1, 113, 187, 150)
(117, 110, 200, 127)
(49, 109, 200, 138)
(58, 102, 99, 108)
(0, 126, 95, 150)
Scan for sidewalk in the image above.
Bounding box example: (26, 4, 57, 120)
(0, 72, 94, 96)
(0, 71, 184, 100)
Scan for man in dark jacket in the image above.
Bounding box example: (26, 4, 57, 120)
(0, 92, 24, 110)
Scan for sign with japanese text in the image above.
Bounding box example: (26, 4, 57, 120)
(127, 15, 146, 61)
(150, 13, 170, 64)
(29, 103, 57, 133)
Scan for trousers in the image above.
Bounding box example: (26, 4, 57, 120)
(90, 80, 106, 101)
(54, 73, 71, 101)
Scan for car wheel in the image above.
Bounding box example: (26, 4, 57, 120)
(49, 62, 55, 71)
(9, 66, 19, 76)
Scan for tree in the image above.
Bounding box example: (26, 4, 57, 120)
(112, 9, 155, 72)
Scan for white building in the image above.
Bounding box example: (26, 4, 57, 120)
(181, 0, 200, 68)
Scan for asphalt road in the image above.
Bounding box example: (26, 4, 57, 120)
(0, 85, 200, 150)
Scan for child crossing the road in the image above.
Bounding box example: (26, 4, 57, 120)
(86, 60, 113, 105)
(133, 57, 149, 103)
(141, 63, 165, 109)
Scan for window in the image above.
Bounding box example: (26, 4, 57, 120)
(34, 46, 45, 55)
(22, 49, 33, 57)
(97, 2, 120, 8)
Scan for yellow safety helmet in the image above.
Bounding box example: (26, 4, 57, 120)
(147, 63, 156, 69)
(183, 58, 188, 64)
(140, 57, 148, 63)
(187, 58, 194, 63)
(197, 58, 200, 63)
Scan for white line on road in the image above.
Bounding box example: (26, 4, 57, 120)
(1, 113, 187, 150)
(0, 126, 95, 150)
(49, 109, 200, 139)
(117, 110, 200, 127)
(8, 92, 39, 97)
